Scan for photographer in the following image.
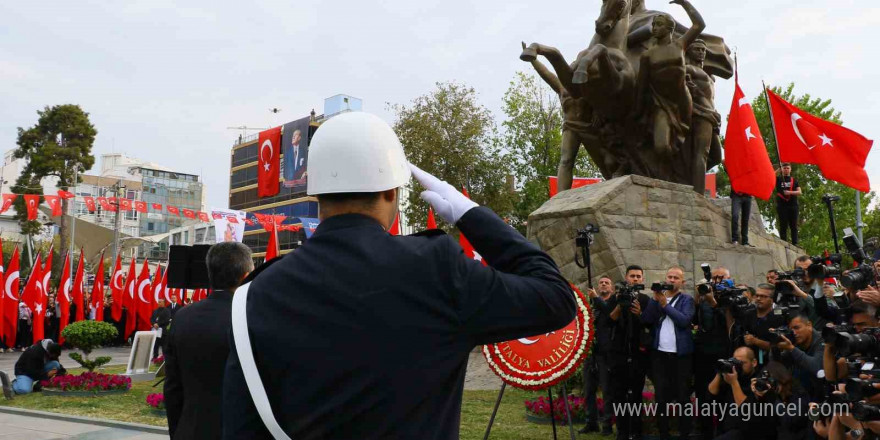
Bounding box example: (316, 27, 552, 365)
(755, 361, 812, 440)
(743, 284, 786, 366)
(581, 276, 616, 435)
(822, 300, 879, 381)
(605, 265, 652, 440)
(776, 277, 821, 330)
(773, 313, 826, 401)
(708, 347, 773, 439)
(768, 270, 780, 285)
(642, 266, 696, 440)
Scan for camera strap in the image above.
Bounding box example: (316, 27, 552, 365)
(231, 281, 294, 440)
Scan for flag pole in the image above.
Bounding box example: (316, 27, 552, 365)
(856, 189, 864, 243)
(761, 81, 783, 166)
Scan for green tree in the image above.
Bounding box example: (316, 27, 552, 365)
(61, 320, 117, 371)
(391, 82, 515, 231)
(14, 105, 97, 246)
(747, 84, 875, 255)
(502, 72, 600, 232)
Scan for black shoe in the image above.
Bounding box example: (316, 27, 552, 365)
(579, 424, 600, 434)
(0, 371, 13, 400)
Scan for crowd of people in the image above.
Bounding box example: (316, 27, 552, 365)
(582, 256, 880, 440)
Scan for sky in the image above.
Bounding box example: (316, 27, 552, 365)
(1, 0, 879, 209)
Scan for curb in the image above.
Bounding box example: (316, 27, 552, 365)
(0, 406, 169, 435)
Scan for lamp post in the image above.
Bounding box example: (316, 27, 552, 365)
(113, 180, 126, 263)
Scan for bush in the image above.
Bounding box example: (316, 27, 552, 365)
(61, 321, 118, 371)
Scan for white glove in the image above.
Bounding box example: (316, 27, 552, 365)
(408, 163, 478, 224)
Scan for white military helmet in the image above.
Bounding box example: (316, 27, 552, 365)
(307, 112, 411, 195)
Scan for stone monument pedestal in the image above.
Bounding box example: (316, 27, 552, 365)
(527, 175, 803, 289)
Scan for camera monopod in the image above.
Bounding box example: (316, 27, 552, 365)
(823, 194, 842, 254)
(574, 224, 600, 288)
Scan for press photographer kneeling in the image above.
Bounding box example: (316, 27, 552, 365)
(708, 347, 774, 440)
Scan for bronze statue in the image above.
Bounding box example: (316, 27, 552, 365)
(684, 39, 722, 195)
(519, 0, 730, 194)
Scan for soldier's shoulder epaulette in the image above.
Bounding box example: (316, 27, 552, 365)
(408, 229, 447, 238)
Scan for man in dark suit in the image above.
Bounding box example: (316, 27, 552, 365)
(150, 299, 171, 359)
(641, 266, 695, 440)
(166, 293, 181, 318)
(164, 242, 253, 440)
(222, 112, 576, 439)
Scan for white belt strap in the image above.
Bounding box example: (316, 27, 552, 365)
(232, 282, 293, 440)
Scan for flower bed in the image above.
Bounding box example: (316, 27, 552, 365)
(524, 394, 588, 424)
(151, 355, 164, 366)
(41, 372, 132, 396)
(146, 393, 166, 416)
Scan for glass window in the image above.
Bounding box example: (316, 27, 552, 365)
(195, 228, 205, 243)
(184, 230, 189, 244)
(147, 222, 154, 231)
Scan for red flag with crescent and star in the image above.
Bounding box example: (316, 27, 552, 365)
(45, 195, 62, 217)
(151, 266, 163, 311)
(167, 206, 180, 216)
(92, 254, 105, 322)
(134, 201, 148, 213)
(25, 253, 44, 341)
(23, 195, 40, 220)
(135, 260, 152, 331)
(84, 197, 97, 212)
(197, 212, 210, 222)
(58, 253, 72, 344)
(768, 89, 874, 192)
(723, 82, 775, 200)
(0, 194, 17, 214)
(110, 254, 124, 321)
(57, 190, 75, 200)
(152, 203, 163, 211)
(182, 209, 196, 219)
(1, 248, 20, 345)
(119, 199, 132, 212)
(72, 251, 86, 322)
(123, 258, 138, 338)
(257, 126, 282, 197)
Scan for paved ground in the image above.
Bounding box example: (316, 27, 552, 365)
(465, 349, 504, 391)
(0, 347, 132, 376)
(0, 411, 167, 439)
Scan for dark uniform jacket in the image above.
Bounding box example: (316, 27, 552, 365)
(14, 340, 65, 380)
(222, 207, 576, 439)
(150, 307, 171, 329)
(164, 290, 234, 440)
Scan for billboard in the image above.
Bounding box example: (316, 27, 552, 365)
(211, 207, 247, 243)
(281, 116, 310, 193)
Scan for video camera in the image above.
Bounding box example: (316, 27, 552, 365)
(696, 264, 754, 317)
(807, 254, 843, 280)
(766, 327, 796, 345)
(615, 282, 645, 309)
(841, 229, 877, 291)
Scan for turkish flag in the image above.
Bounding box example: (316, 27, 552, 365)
(72, 252, 85, 322)
(389, 214, 400, 235)
(119, 198, 132, 211)
(110, 255, 124, 321)
(135, 260, 152, 331)
(427, 208, 437, 229)
(84, 197, 97, 212)
(182, 209, 195, 219)
(227, 216, 239, 224)
(167, 206, 180, 216)
(134, 201, 148, 213)
(23, 195, 40, 220)
(266, 226, 279, 260)
(151, 266, 163, 311)
(25, 254, 44, 342)
(197, 212, 209, 222)
(40, 250, 53, 332)
(45, 195, 63, 217)
(768, 89, 874, 192)
(0, 194, 17, 214)
(161, 268, 172, 304)
(548, 176, 603, 198)
(152, 203, 163, 211)
(212, 213, 223, 220)
(458, 188, 488, 266)
(58, 190, 75, 199)
(123, 258, 138, 339)
(257, 126, 282, 197)
(92, 254, 105, 322)
(98, 197, 114, 211)
(1, 248, 20, 345)
(58, 253, 71, 344)
(723, 83, 775, 200)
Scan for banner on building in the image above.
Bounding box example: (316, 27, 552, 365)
(281, 116, 311, 193)
(211, 208, 247, 243)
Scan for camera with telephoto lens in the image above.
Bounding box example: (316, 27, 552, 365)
(845, 377, 880, 402)
(770, 303, 801, 325)
(853, 402, 880, 422)
(775, 269, 806, 297)
(826, 327, 880, 357)
(615, 282, 644, 308)
(716, 357, 744, 374)
(766, 327, 796, 345)
(754, 370, 778, 393)
(841, 229, 877, 291)
(808, 254, 843, 279)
